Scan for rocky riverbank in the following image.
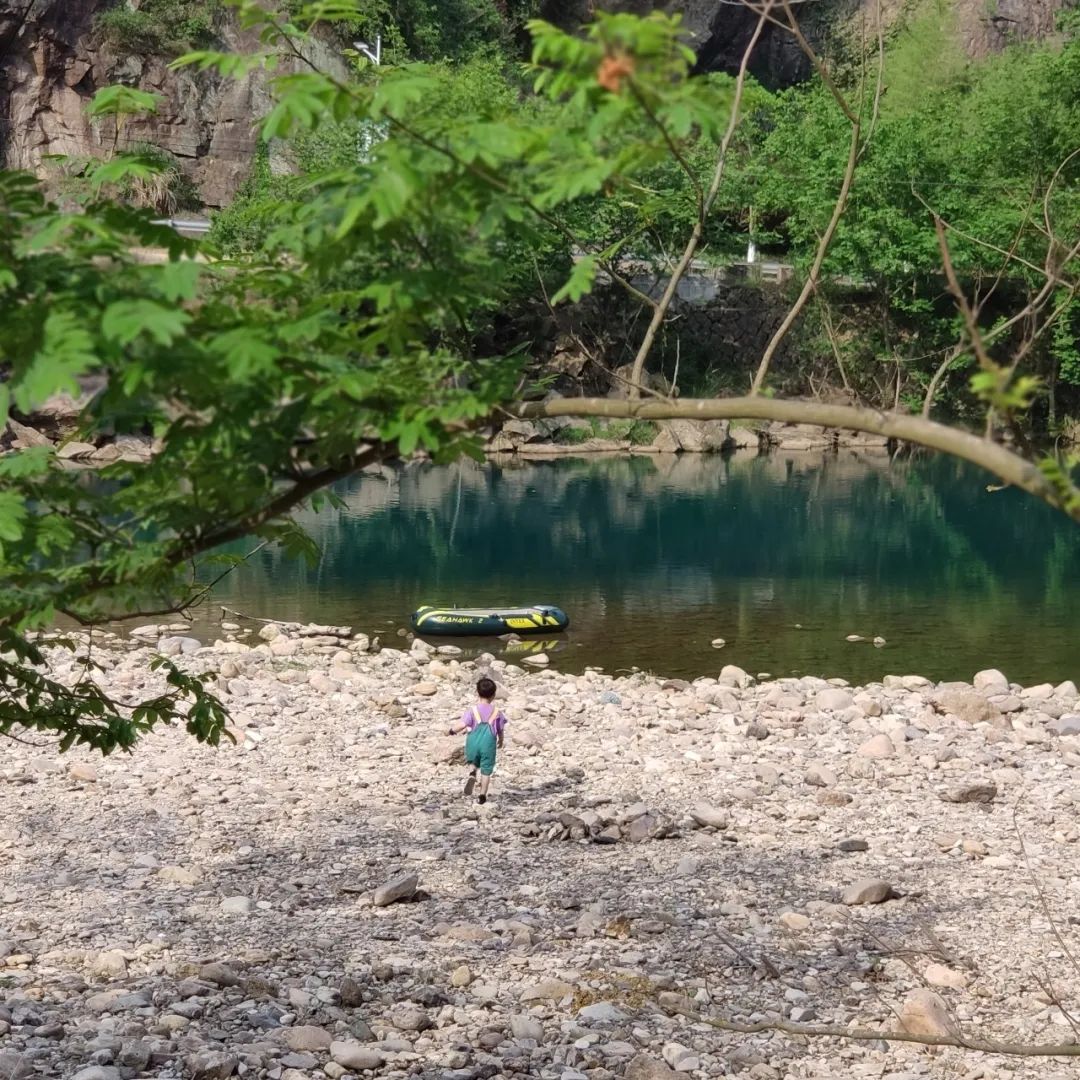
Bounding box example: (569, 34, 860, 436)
(3, 398, 889, 468)
(486, 417, 890, 457)
(2, 622, 1080, 1080)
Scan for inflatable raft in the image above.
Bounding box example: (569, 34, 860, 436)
(411, 604, 570, 637)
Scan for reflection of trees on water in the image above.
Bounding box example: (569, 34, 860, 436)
(241, 453, 1074, 592)
(214, 451, 1080, 616)
(206, 452, 1080, 682)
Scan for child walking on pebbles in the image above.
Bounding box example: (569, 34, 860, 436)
(448, 676, 507, 804)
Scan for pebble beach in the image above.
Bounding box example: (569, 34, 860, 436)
(2, 620, 1079, 1080)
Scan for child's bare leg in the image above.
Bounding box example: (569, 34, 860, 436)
(477, 773, 492, 803)
(464, 766, 477, 796)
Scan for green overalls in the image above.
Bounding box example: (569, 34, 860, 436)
(465, 704, 499, 776)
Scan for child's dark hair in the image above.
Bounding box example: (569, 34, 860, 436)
(476, 676, 496, 701)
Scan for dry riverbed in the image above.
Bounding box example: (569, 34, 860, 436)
(2, 621, 1080, 1080)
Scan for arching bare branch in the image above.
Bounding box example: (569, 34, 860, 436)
(749, 116, 860, 394)
(626, 2, 773, 397)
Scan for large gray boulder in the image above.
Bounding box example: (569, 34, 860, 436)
(664, 418, 731, 452)
(933, 689, 998, 725)
(372, 872, 418, 907)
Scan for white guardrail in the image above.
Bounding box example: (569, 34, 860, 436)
(151, 218, 212, 235)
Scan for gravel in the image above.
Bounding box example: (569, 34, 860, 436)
(1, 628, 1078, 1079)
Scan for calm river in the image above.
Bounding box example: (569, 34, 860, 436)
(206, 450, 1080, 685)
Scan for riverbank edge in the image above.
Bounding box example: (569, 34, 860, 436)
(485, 415, 891, 457)
(32, 616, 1080, 726)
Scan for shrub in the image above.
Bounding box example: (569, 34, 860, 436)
(555, 419, 658, 445)
(40, 144, 202, 214)
(556, 424, 592, 445)
(123, 144, 202, 213)
(626, 420, 659, 446)
(96, 0, 223, 57)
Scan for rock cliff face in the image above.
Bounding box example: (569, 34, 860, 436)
(0, 0, 268, 207)
(692, 0, 1073, 84)
(556, 0, 1074, 86)
(0, 1, 1073, 206)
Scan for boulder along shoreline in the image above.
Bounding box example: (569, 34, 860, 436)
(2, 621, 1080, 1080)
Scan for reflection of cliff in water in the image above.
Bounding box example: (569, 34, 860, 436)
(202, 449, 1080, 684)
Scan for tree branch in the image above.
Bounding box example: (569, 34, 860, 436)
(914, 186, 1080, 354)
(1042, 146, 1080, 249)
(1013, 800, 1080, 985)
(59, 540, 273, 628)
(747, 0, 885, 395)
(163, 448, 386, 568)
(750, 116, 861, 394)
(628, 82, 704, 210)
(52, 444, 392, 628)
(817, 295, 853, 394)
(936, 215, 996, 374)
(921, 344, 965, 418)
(626, 2, 771, 397)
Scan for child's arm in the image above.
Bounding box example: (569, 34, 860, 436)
(497, 713, 506, 748)
(449, 709, 475, 736)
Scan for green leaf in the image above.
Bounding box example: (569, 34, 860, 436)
(0, 493, 27, 543)
(87, 85, 162, 120)
(158, 261, 202, 303)
(0, 447, 52, 478)
(398, 422, 420, 456)
(102, 300, 191, 346)
(88, 155, 164, 192)
(13, 311, 98, 413)
(170, 51, 269, 79)
(211, 329, 281, 378)
(551, 255, 597, 304)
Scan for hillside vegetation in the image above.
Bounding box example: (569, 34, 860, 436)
(206, 0, 1080, 433)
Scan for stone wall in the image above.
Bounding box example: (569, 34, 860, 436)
(0, 2, 260, 205)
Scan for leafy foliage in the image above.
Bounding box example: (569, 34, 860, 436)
(877, 0, 967, 118)
(96, 0, 225, 57)
(738, 11, 1080, 421)
(52, 143, 204, 215)
(320, 0, 542, 62)
(555, 418, 657, 445)
(5, 4, 716, 750)
(0, 633, 231, 754)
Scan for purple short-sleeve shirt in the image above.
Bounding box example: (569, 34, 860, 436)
(462, 701, 507, 737)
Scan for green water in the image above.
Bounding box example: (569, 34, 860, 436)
(207, 450, 1080, 685)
